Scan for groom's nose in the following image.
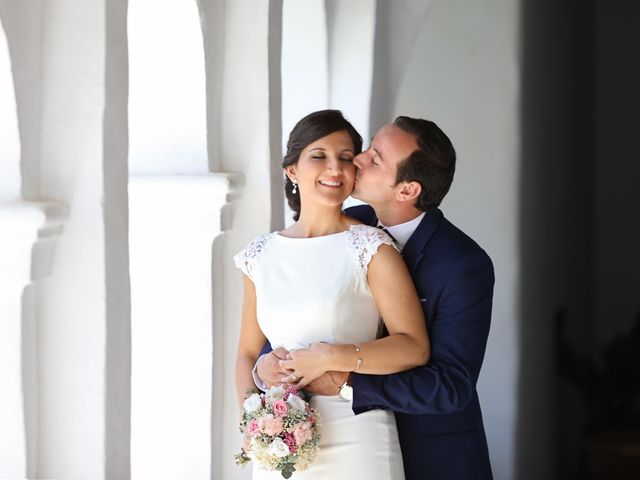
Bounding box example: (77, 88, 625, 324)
(353, 152, 367, 170)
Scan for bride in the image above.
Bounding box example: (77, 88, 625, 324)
(234, 110, 429, 479)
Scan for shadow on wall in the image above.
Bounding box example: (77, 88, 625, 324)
(516, 0, 596, 478)
(557, 309, 640, 478)
(517, 0, 640, 479)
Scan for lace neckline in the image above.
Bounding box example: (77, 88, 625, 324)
(275, 225, 358, 241)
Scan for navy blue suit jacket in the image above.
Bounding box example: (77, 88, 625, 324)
(347, 204, 494, 480)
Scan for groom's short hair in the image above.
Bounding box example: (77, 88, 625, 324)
(393, 116, 456, 212)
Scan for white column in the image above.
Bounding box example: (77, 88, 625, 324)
(0, 201, 65, 479)
(281, 0, 328, 140)
(324, 0, 377, 210)
(218, 1, 283, 478)
(35, 0, 131, 478)
(1, 12, 68, 479)
(325, 0, 376, 142)
(128, 174, 242, 480)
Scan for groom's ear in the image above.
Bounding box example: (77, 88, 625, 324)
(396, 181, 422, 203)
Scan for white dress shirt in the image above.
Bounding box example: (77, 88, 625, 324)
(378, 212, 425, 251)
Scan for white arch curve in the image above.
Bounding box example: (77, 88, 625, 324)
(128, 0, 208, 174)
(0, 18, 21, 199)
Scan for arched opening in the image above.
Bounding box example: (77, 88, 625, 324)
(127, 1, 214, 478)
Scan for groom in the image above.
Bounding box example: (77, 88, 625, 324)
(257, 116, 494, 480)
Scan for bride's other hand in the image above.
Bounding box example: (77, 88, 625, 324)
(305, 371, 349, 396)
(279, 342, 333, 388)
(257, 347, 292, 387)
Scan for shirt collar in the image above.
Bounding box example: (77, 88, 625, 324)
(377, 213, 425, 250)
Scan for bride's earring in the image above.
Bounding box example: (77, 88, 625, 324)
(291, 180, 298, 195)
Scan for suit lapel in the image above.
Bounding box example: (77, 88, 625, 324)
(401, 209, 443, 273)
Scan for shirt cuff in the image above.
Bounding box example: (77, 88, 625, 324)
(252, 354, 269, 392)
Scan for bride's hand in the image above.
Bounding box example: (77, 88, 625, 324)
(279, 342, 333, 389)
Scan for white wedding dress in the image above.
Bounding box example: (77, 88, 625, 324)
(234, 224, 405, 480)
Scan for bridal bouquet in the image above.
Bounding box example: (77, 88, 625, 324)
(235, 385, 322, 478)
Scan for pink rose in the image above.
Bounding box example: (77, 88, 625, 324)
(248, 420, 260, 435)
(293, 421, 312, 445)
(272, 400, 289, 417)
(259, 414, 284, 436)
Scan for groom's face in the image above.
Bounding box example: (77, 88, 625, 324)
(351, 124, 418, 207)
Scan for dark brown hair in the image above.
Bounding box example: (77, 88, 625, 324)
(393, 116, 456, 211)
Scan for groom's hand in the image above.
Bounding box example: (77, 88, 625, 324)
(305, 371, 349, 396)
(257, 347, 292, 387)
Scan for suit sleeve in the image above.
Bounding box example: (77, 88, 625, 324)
(351, 250, 494, 415)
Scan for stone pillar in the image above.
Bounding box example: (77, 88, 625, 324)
(0, 202, 65, 479)
(217, 1, 283, 478)
(281, 0, 328, 138)
(34, 0, 131, 478)
(1, 10, 67, 478)
(128, 174, 242, 480)
(325, 0, 376, 141)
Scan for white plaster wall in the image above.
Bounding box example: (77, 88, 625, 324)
(394, 1, 520, 478)
(281, 0, 328, 144)
(369, 0, 433, 135)
(0, 0, 42, 200)
(35, 0, 130, 477)
(0, 18, 20, 199)
(325, 0, 375, 143)
(218, 1, 282, 478)
(280, 0, 328, 224)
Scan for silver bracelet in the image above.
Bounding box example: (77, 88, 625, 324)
(353, 343, 362, 371)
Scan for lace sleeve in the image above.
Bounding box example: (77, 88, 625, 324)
(233, 233, 276, 281)
(347, 225, 398, 277)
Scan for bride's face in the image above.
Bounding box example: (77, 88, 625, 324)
(286, 130, 356, 209)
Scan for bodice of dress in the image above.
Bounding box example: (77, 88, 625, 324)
(234, 225, 395, 350)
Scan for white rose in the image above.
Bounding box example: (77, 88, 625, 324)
(265, 385, 285, 401)
(286, 394, 307, 412)
(246, 438, 261, 460)
(243, 393, 262, 413)
(268, 437, 290, 458)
